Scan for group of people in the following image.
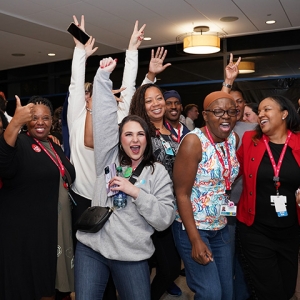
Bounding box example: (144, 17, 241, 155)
(0, 14, 300, 300)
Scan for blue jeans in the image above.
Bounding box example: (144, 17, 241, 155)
(74, 242, 151, 300)
(172, 221, 233, 300)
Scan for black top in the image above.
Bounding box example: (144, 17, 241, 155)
(254, 142, 300, 238)
(151, 134, 178, 179)
(0, 134, 75, 300)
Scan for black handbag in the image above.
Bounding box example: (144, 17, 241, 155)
(75, 161, 145, 233)
(75, 206, 114, 233)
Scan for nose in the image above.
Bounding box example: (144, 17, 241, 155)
(132, 134, 138, 142)
(243, 114, 247, 121)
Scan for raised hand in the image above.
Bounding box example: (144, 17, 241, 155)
(147, 47, 171, 81)
(99, 57, 117, 73)
(225, 53, 241, 82)
(12, 95, 35, 127)
(85, 36, 98, 58)
(72, 15, 87, 48)
(128, 20, 146, 51)
(112, 87, 127, 103)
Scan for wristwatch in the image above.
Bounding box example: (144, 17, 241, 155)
(222, 82, 232, 89)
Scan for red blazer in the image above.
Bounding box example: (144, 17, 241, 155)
(236, 130, 300, 226)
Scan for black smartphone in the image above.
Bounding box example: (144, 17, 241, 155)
(67, 22, 90, 44)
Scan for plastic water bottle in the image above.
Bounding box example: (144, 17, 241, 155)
(113, 167, 127, 209)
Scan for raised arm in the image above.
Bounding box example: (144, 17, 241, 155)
(222, 53, 241, 93)
(67, 15, 98, 125)
(117, 20, 146, 123)
(173, 133, 213, 265)
(141, 47, 172, 85)
(92, 58, 119, 176)
(4, 96, 33, 147)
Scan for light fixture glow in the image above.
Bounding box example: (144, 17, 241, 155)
(183, 35, 220, 54)
(238, 61, 255, 74)
(178, 26, 221, 55)
(143, 37, 151, 41)
(48, 53, 56, 56)
(266, 20, 276, 24)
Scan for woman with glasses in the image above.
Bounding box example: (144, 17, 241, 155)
(173, 91, 240, 300)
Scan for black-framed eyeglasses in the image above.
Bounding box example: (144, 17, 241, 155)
(205, 109, 239, 117)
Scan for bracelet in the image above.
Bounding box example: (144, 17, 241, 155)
(86, 107, 92, 115)
(222, 82, 232, 89)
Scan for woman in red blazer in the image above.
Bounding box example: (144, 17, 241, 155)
(236, 95, 300, 300)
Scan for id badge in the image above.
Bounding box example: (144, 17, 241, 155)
(270, 195, 288, 217)
(220, 204, 236, 216)
(162, 140, 174, 156)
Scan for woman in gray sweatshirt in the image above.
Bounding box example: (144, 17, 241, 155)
(75, 57, 175, 300)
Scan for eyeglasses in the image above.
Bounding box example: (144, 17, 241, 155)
(205, 109, 239, 117)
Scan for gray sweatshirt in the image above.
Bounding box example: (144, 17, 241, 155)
(76, 68, 175, 261)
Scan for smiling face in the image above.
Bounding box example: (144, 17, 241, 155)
(243, 106, 258, 123)
(230, 90, 246, 121)
(120, 121, 147, 167)
(203, 97, 237, 142)
(164, 97, 182, 122)
(144, 86, 165, 122)
(27, 104, 52, 141)
(258, 97, 288, 136)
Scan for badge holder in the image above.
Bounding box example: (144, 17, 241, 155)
(220, 191, 236, 216)
(270, 178, 288, 217)
(161, 139, 174, 156)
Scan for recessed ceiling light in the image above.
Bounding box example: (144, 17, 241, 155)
(143, 37, 151, 41)
(12, 53, 25, 57)
(266, 20, 276, 24)
(48, 53, 56, 56)
(220, 16, 239, 22)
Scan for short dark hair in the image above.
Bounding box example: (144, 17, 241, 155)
(230, 84, 245, 98)
(253, 95, 300, 140)
(118, 115, 155, 172)
(245, 102, 259, 115)
(28, 96, 53, 116)
(184, 104, 198, 115)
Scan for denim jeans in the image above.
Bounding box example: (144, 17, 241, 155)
(75, 242, 151, 300)
(172, 221, 233, 300)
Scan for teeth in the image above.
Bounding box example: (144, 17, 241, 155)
(261, 120, 268, 124)
(152, 109, 161, 113)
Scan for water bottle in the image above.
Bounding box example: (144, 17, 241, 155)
(113, 166, 127, 209)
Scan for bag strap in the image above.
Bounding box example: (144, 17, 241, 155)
(129, 160, 146, 184)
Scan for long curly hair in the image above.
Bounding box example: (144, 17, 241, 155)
(253, 95, 300, 141)
(129, 83, 164, 137)
(118, 115, 155, 172)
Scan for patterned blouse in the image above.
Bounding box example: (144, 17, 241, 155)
(175, 128, 240, 230)
(151, 134, 178, 180)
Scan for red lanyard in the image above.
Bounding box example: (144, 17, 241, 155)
(27, 133, 68, 190)
(165, 122, 181, 143)
(262, 130, 292, 194)
(205, 126, 232, 193)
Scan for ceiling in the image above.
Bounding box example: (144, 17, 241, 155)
(1, 0, 300, 71)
